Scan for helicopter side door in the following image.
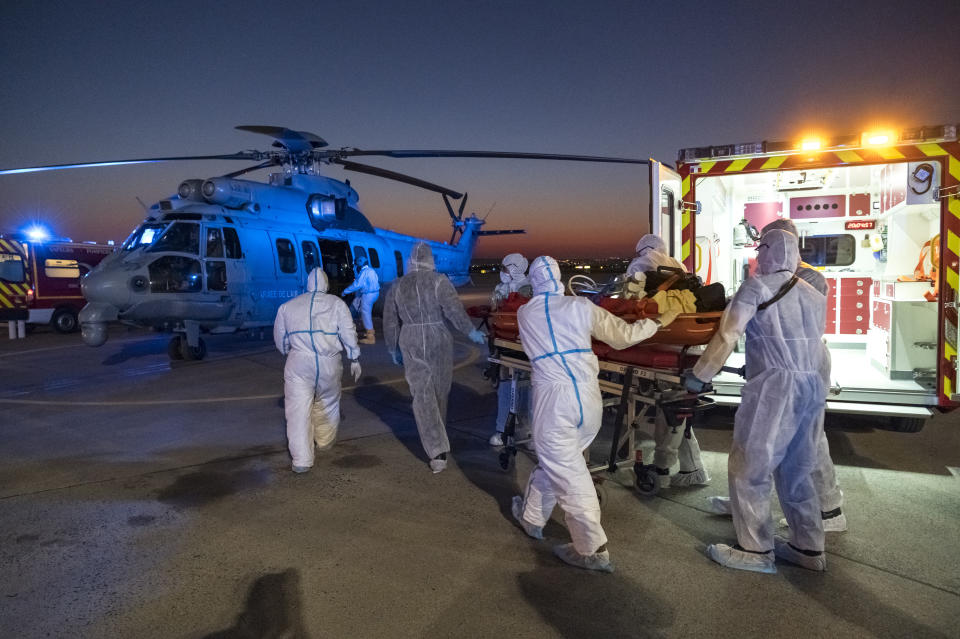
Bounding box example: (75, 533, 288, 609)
(269, 233, 301, 317)
(202, 225, 246, 322)
(317, 238, 354, 297)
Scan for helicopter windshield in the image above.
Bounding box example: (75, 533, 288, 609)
(122, 222, 168, 252)
(149, 222, 200, 254)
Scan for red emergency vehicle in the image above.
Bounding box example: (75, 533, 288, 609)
(647, 123, 959, 431)
(0, 235, 114, 333)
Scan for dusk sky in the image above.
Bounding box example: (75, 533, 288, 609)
(1, 0, 958, 258)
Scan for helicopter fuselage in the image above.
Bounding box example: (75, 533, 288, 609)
(78, 173, 483, 357)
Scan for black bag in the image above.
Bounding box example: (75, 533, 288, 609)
(644, 266, 727, 312)
(643, 266, 702, 294)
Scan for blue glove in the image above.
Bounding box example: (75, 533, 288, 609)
(391, 351, 403, 366)
(468, 329, 487, 345)
(683, 372, 708, 394)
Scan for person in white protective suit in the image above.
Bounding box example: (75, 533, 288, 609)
(274, 268, 362, 473)
(685, 229, 828, 573)
(342, 255, 381, 345)
(626, 234, 685, 280)
(512, 256, 681, 573)
(706, 219, 846, 532)
(489, 253, 534, 447)
(383, 242, 487, 473)
(626, 233, 710, 488)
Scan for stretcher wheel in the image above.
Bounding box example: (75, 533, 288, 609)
(594, 479, 608, 508)
(634, 464, 660, 497)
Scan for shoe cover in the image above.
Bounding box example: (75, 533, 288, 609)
(429, 457, 447, 473)
(779, 512, 846, 532)
(292, 465, 311, 474)
(553, 542, 614, 573)
(705, 543, 776, 574)
(705, 496, 732, 515)
(511, 496, 544, 540)
(489, 432, 504, 447)
(671, 467, 711, 487)
(774, 535, 826, 571)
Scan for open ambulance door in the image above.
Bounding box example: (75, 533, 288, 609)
(648, 160, 686, 265)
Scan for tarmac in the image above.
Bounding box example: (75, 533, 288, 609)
(1, 282, 958, 638)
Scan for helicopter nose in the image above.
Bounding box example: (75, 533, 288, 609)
(81, 263, 134, 310)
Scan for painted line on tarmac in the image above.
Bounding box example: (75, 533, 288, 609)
(0, 334, 148, 359)
(0, 345, 482, 407)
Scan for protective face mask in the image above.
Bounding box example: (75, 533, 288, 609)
(500, 271, 511, 284)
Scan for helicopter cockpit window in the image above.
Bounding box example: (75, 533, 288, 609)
(205, 227, 224, 258)
(223, 227, 242, 259)
(0, 252, 26, 283)
(148, 256, 202, 293)
(276, 239, 298, 274)
(150, 222, 200, 254)
(302, 241, 320, 273)
(123, 222, 167, 251)
(394, 250, 403, 276)
(368, 248, 380, 269)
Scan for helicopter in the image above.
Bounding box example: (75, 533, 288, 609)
(0, 125, 648, 361)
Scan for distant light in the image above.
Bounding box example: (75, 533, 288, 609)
(800, 139, 821, 151)
(25, 225, 50, 241)
(107, 240, 115, 246)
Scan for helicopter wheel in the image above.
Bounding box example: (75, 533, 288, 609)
(180, 336, 207, 361)
(167, 336, 185, 361)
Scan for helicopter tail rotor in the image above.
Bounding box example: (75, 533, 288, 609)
(444, 193, 470, 243)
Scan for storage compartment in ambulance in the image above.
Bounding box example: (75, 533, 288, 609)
(691, 161, 941, 416)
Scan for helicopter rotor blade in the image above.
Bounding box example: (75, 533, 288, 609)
(335, 149, 651, 166)
(236, 125, 328, 152)
(0, 152, 264, 176)
(332, 159, 463, 199)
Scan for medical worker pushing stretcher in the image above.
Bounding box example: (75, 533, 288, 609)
(685, 229, 828, 573)
(511, 256, 681, 572)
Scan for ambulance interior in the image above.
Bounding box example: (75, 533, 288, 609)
(692, 161, 941, 407)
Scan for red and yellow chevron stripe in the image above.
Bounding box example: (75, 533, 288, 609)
(0, 238, 31, 310)
(678, 141, 960, 407)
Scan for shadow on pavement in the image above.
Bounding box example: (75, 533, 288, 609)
(516, 547, 676, 639)
(782, 564, 952, 639)
(201, 568, 311, 639)
(350, 375, 425, 463)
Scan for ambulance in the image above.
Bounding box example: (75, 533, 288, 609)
(649, 124, 959, 431)
(0, 235, 114, 333)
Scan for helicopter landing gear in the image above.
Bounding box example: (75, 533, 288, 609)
(168, 334, 207, 361)
(181, 337, 207, 361)
(167, 336, 184, 361)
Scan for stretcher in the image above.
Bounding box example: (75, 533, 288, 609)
(486, 336, 717, 498)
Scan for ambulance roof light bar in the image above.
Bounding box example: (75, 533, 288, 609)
(678, 123, 957, 163)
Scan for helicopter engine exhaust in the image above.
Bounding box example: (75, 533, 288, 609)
(177, 179, 206, 201)
(202, 177, 253, 208)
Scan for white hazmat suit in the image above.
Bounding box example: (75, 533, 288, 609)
(491, 253, 533, 446)
(626, 234, 685, 280)
(274, 268, 361, 471)
(691, 230, 827, 572)
(383, 242, 487, 472)
(627, 234, 709, 487)
(342, 257, 380, 341)
(515, 256, 666, 571)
